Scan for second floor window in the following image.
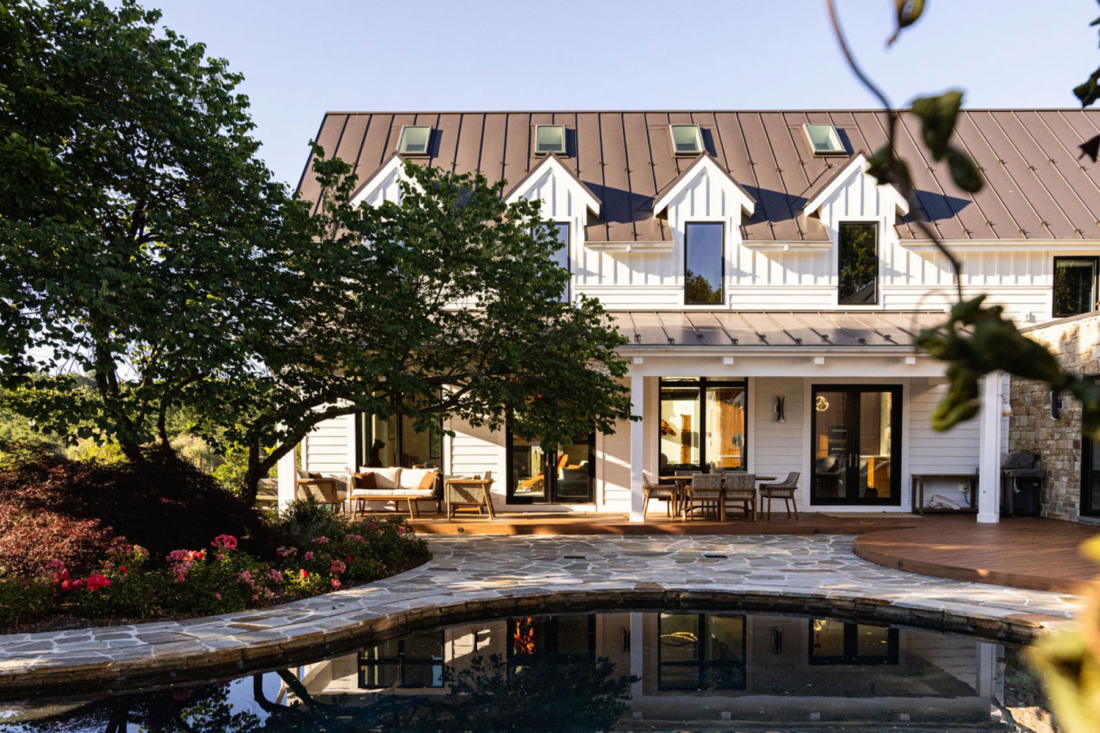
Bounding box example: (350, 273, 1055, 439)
(684, 222, 723, 305)
(838, 221, 878, 305)
(1053, 257, 1098, 318)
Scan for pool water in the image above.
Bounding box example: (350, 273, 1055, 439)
(0, 610, 1055, 732)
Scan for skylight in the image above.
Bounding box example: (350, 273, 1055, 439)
(397, 125, 432, 155)
(804, 123, 845, 156)
(534, 125, 566, 155)
(670, 124, 704, 155)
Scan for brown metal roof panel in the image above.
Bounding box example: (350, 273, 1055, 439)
(736, 312, 800, 346)
(430, 113, 461, 173)
(332, 114, 369, 175)
(646, 112, 680, 197)
(502, 113, 532, 190)
(782, 312, 864, 347)
(890, 112, 969, 240)
(685, 313, 729, 345)
(351, 113, 394, 182)
(843, 111, 919, 239)
(874, 310, 946, 338)
(1044, 110, 1100, 203)
(599, 114, 636, 241)
(451, 113, 483, 178)
(657, 312, 701, 345)
(1017, 111, 1100, 238)
(477, 114, 508, 185)
(576, 112, 608, 241)
(710, 312, 759, 346)
(739, 113, 803, 241)
(821, 312, 896, 346)
(989, 110, 1085, 238)
(628, 312, 672, 345)
(623, 112, 658, 219)
(953, 111, 1047, 239)
(765, 312, 834, 346)
(301, 114, 349, 212)
(764, 112, 814, 197)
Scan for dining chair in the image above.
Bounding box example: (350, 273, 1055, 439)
(682, 473, 723, 520)
(723, 472, 757, 522)
(759, 472, 800, 520)
(642, 472, 675, 518)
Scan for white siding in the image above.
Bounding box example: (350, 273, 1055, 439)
(599, 417, 631, 511)
(445, 416, 506, 506)
(752, 378, 805, 487)
(304, 415, 352, 479)
(909, 379, 982, 509)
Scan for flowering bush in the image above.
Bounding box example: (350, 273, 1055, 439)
(0, 511, 429, 631)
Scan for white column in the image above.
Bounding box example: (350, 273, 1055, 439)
(277, 445, 298, 511)
(977, 372, 1002, 524)
(629, 612, 644, 700)
(629, 373, 645, 523)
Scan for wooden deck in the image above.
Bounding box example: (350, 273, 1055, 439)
(853, 515, 1100, 594)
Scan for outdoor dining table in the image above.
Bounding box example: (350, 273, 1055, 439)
(658, 474, 776, 520)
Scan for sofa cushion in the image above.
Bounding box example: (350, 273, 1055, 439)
(366, 467, 402, 490)
(400, 468, 437, 492)
(353, 472, 377, 490)
(352, 488, 434, 498)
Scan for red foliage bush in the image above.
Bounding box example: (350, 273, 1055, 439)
(0, 449, 284, 578)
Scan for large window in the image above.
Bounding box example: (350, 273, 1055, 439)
(507, 426, 595, 504)
(659, 378, 746, 473)
(1053, 257, 1098, 318)
(838, 222, 878, 305)
(359, 631, 444, 689)
(684, 222, 723, 305)
(809, 619, 898, 666)
(1081, 377, 1100, 519)
(658, 613, 746, 691)
(356, 411, 442, 469)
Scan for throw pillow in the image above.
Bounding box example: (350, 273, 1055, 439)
(416, 471, 437, 493)
(354, 472, 377, 490)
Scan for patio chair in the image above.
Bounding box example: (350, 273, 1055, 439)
(642, 472, 675, 518)
(759, 472, 800, 520)
(682, 473, 723, 520)
(722, 472, 757, 522)
(295, 470, 346, 513)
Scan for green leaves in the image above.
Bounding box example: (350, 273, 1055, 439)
(887, 0, 925, 45)
(1074, 67, 1100, 107)
(910, 91, 983, 193)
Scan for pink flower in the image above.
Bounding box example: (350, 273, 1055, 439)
(215, 554, 225, 562)
(211, 535, 238, 551)
(329, 560, 346, 575)
(251, 594, 259, 601)
(343, 534, 363, 543)
(331, 578, 341, 590)
(276, 546, 298, 558)
(311, 536, 329, 545)
(60, 579, 72, 591)
(72, 578, 85, 589)
(267, 569, 284, 583)
(85, 574, 111, 592)
(215, 593, 222, 600)
(369, 522, 377, 530)
(299, 569, 308, 579)
(304, 551, 314, 561)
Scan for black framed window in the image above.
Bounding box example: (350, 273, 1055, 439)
(808, 619, 898, 666)
(355, 410, 442, 469)
(684, 222, 724, 305)
(359, 631, 444, 689)
(658, 613, 746, 691)
(838, 221, 878, 305)
(1053, 257, 1098, 318)
(508, 614, 595, 673)
(506, 423, 595, 504)
(658, 378, 747, 473)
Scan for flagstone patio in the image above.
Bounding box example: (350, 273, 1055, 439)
(0, 534, 1086, 698)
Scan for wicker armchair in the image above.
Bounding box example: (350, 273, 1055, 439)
(759, 472, 800, 520)
(295, 470, 346, 512)
(682, 473, 723, 520)
(642, 472, 675, 518)
(722, 472, 757, 521)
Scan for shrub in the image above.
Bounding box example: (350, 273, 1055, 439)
(0, 577, 54, 628)
(279, 496, 347, 545)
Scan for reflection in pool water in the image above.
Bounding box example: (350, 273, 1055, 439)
(1, 611, 1056, 732)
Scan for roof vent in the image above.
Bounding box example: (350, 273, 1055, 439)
(534, 125, 566, 155)
(670, 124, 704, 155)
(803, 123, 845, 156)
(396, 125, 432, 156)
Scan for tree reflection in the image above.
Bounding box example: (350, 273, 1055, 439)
(19, 654, 634, 733)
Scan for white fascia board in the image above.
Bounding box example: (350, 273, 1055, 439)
(803, 153, 909, 219)
(504, 155, 601, 217)
(652, 156, 755, 218)
(349, 155, 412, 208)
(584, 240, 674, 252)
(741, 240, 832, 251)
(900, 239, 1100, 253)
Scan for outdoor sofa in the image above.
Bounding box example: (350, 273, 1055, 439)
(349, 467, 441, 519)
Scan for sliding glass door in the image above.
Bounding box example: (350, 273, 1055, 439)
(659, 378, 747, 473)
(811, 385, 901, 505)
(1082, 377, 1100, 519)
(507, 429, 595, 504)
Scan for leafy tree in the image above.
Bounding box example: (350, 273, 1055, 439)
(222, 153, 633, 502)
(0, 0, 303, 461)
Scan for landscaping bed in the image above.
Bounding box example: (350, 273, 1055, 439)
(0, 452, 430, 632)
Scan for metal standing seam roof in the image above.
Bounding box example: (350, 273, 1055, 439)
(297, 109, 1100, 244)
(609, 311, 947, 349)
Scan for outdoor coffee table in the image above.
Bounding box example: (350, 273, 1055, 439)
(445, 477, 496, 520)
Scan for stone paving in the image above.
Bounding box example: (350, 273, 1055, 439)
(0, 534, 1087, 697)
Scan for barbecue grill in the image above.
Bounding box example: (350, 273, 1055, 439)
(1001, 452, 1044, 517)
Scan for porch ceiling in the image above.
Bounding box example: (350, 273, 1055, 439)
(609, 310, 946, 350)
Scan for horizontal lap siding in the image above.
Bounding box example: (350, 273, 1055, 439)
(447, 417, 506, 500)
(909, 380, 981, 508)
(600, 418, 631, 510)
(752, 378, 804, 485)
(305, 416, 351, 478)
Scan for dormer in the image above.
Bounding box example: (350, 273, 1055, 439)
(504, 154, 601, 221)
(652, 154, 755, 223)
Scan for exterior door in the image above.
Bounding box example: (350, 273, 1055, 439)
(1081, 381, 1100, 518)
(811, 386, 902, 506)
(507, 430, 595, 504)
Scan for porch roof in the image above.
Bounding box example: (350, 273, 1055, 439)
(609, 310, 946, 350)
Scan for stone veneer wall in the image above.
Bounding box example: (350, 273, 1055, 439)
(1008, 313, 1100, 522)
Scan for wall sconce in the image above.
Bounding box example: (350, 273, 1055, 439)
(774, 395, 785, 422)
(1001, 392, 1012, 418)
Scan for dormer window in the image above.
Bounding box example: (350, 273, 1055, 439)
(534, 125, 566, 155)
(396, 125, 432, 155)
(804, 123, 845, 156)
(670, 124, 704, 155)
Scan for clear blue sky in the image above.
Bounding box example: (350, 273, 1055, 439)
(142, 0, 1100, 187)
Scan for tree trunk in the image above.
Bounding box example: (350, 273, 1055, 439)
(242, 439, 262, 506)
(118, 437, 145, 464)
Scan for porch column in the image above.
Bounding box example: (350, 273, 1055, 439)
(277, 445, 298, 512)
(977, 372, 1002, 524)
(629, 373, 645, 523)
